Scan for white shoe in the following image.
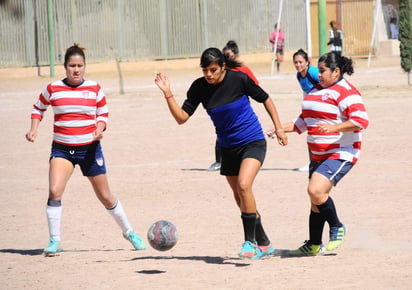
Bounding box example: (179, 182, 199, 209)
(297, 163, 309, 172)
(208, 162, 221, 171)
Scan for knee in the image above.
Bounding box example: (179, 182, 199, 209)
(237, 180, 251, 196)
(237, 181, 252, 196)
(307, 185, 325, 205)
(49, 185, 64, 199)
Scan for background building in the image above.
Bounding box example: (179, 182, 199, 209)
(0, 0, 400, 68)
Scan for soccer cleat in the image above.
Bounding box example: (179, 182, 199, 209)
(43, 237, 63, 256)
(258, 243, 275, 257)
(289, 240, 324, 256)
(123, 231, 146, 250)
(207, 162, 221, 171)
(238, 241, 263, 260)
(326, 225, 346, 251)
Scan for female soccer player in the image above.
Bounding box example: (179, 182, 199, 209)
(155, 47, 287, 260)
(293, 48, 319, 97)
(25, 43, 146, 256)
(207, 40, 260, 172)
(269, 52, 369, 256)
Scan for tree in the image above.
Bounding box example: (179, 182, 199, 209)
(399, 0, 412, 85)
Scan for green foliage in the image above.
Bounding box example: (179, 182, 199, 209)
(399, 0, 412, 73)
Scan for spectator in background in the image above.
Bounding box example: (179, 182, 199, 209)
(327, 20, 343, 56)
(389, 17, 399, 40)
(269, 23, 285, 72)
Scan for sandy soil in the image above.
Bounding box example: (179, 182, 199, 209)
(0, 53, 411, 290)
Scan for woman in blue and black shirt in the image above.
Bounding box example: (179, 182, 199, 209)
(154, 47, 287, 260)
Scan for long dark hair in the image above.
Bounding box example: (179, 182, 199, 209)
(64, 43, 86, 68)
(200, 47, 241, 69)
(223, 40, 239, 56)
(293, 48, 310, 63)
(318, 52, 354, 76)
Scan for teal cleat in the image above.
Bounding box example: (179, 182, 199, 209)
(43, 237, 63, 257)
(238, 241, 263, 260)
(123, 231, 146, 250)
(258, 243, 275, 257)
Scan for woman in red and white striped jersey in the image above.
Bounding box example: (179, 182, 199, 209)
(270, 52, 369, 256)
(25, 44, 146, 256)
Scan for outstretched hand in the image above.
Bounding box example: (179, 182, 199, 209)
(266, 129, 288, 146)
(154, 72, 170, 94)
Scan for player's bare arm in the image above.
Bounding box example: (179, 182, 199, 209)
(155, 72, 190, 125)
(262, 98, 287, 146)
(25, 118, 41, 142)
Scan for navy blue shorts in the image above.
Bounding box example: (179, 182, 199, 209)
(220, 139, 266, 176)
(50, 141, 107, 177)
(309, 159, 353, 186)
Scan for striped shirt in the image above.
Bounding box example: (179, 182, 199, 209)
(293, 78, 369, 164)
(31, 79, 108, 146)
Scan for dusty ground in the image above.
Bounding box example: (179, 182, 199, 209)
(0, 53, 411, 290)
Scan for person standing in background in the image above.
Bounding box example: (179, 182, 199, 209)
(327, 21, 343, 56)
(25, 43, 146, 256)
(208, 40, 260, 171)
(269, 23, 285, 72)
(389, 17, 399, 39)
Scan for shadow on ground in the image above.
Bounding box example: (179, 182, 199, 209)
(131, 255, 250, 267)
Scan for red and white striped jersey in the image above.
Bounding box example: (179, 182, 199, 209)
(294, 78, 369, 164)
(31, 79, 109, 146)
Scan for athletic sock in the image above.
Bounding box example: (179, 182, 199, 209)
(215, 141, 221, 163)
(107, 200, 133, 235)
(46, 199, 62, 241)
(309, 210, 325, 245)
(241, 212, 257, 243)
(317, 197, 342, 228)
(255, 216, 270, 246)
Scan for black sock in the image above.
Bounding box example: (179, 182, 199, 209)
(215, 141, 221, 163)
(309, 210, 325, 245)
(317, 197, 342, 228)
(241, 212, 256, 243)
(255, 216, 270, 246)
(47, 199, 61, 207)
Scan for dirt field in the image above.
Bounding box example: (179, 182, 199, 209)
(1, 53, 411, 290)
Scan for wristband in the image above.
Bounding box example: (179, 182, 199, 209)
(276, 129, 285, 133)
(165, 94, 174, 99)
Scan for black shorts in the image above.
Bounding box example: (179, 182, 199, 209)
(274, 47, 284, 55)
(220, 139, 266, 176)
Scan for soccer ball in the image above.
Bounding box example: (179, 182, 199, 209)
(147, 220, 178, 251)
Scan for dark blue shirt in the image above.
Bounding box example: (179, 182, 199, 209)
(183, 70, 268, 149)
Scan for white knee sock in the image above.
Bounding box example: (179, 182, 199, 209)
(107, 200, 132, 235)
(46, 205, 62, 241)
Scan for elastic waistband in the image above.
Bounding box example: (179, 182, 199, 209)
(52, 141, 99, 151)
